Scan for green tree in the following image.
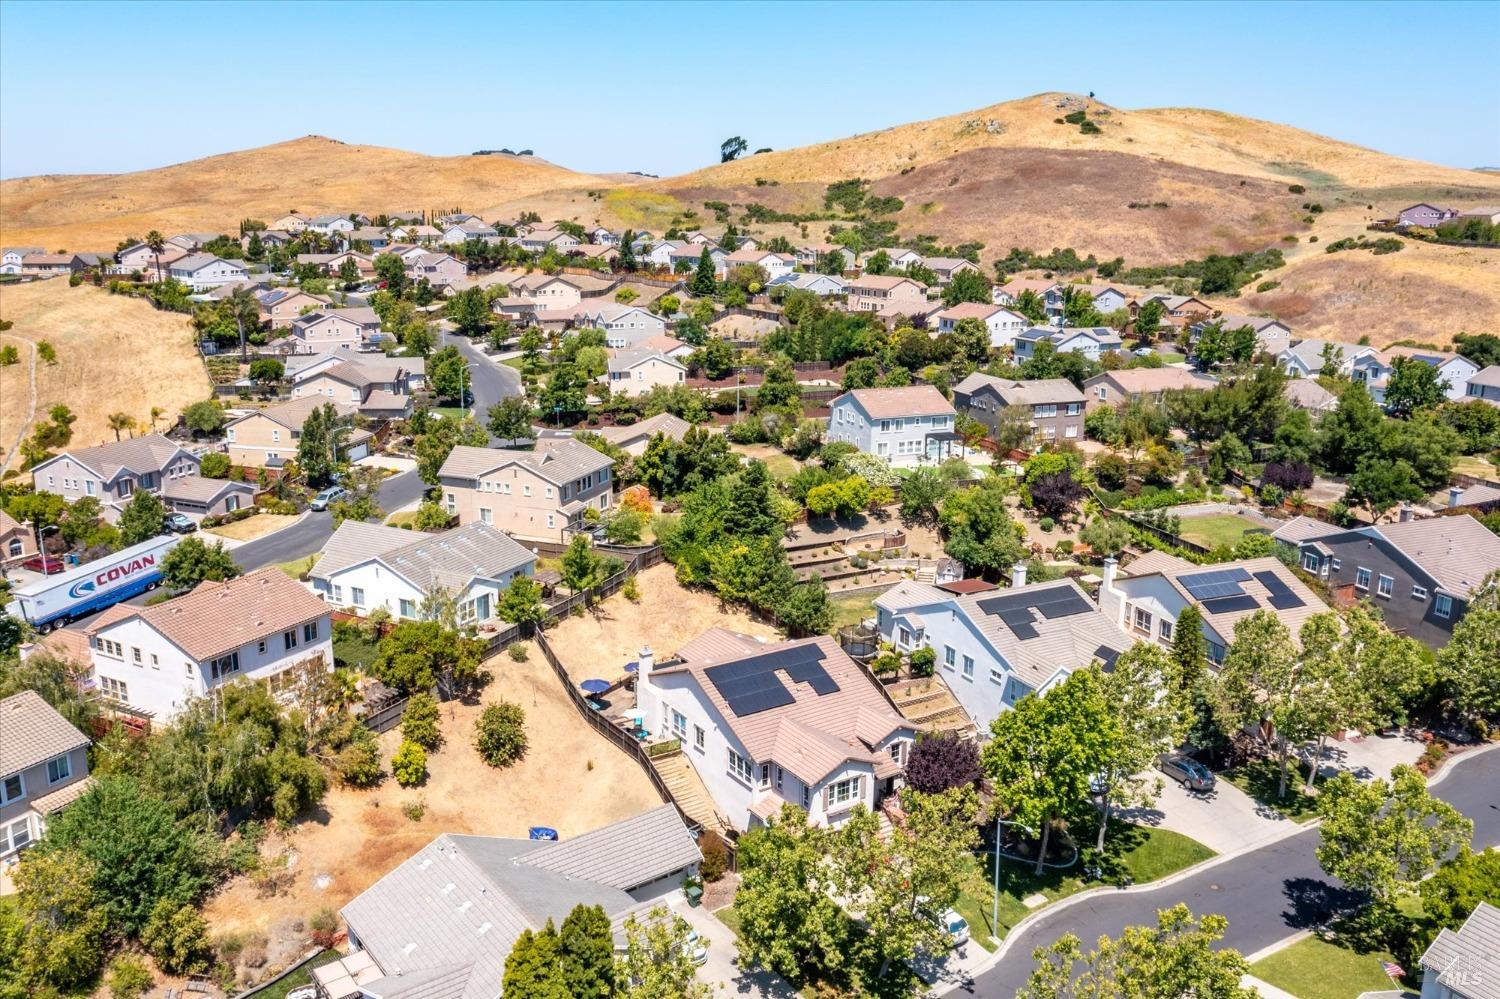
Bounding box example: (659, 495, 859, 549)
(0, 344, 18, 365)
(486, 396, 534, 443)
(940, 481, 1024, 574)
(497, 575, 547, 626)
(1134, 299, 1165, 342)
(1318, 381, 1385, 473)
(942, 268, 992, 307)
(117, 489, 167, 546)
(503, 921, 571, 999)
(615, 907, 713, 998)
(371, 620, 485, 696)
(752, 357, 801, 413)
(1079, 516, 1132, 558)
(1210, 610, 1301, 797)
(1419, 849, 1500, 939)
(399, 691, 442, 748)
(1094, 647, 1186, 850)
(106, 955, 154, 999)
(7, 847, 108, 991)
(1316, 764, 1472, 911)
(1170, 603, 1209, 695)
(198, 451, 232, 478)
(561, 534, 608, 593)
(475, 701, 528, 767)
(559, 904, 615, 999)
(1384, 356, 1450, 416)
(899, 466, 951, 522)
(36, 340, 57, 364)
(141, 899, 212, 975)
(1018, 904, 1254, 999)
(445, 286, 492, 337)
(1344, 458, 1425, 521)
(182, 399, 226, 436)
(374, 252, 408, 297)
(413, 414, 488, 486)
(161, 535, 241, 590)
(951, 316, 992, 362)
(107, 411, 135, 441)
(984, 669, 1115, 874)
(391, 739, 427, 786)
(248, 357, 284, 389)
(429, 344, 469, 402)
(719, 135, 748, 162)
(1440, 569, 1500, 720)
(776, 575, 833, 637)
(690, 247, 718, 296)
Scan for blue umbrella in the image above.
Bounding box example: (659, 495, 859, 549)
(624, 661, 640, 673)
(579, 678, 611, 694)
(529, 827, 559, 841)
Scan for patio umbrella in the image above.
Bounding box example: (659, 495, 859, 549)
(579, 678, 611, 694)
(624, 661, 639, 673)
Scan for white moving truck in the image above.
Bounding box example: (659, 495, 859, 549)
(6, 535, 179, 631)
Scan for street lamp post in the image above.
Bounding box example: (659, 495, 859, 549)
(992, 817, 1037, 943)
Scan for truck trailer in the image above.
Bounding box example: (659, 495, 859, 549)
(6, 535, 180, 631)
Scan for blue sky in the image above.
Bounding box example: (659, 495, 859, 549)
(2, 0, 1497, 179)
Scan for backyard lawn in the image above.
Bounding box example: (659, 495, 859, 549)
(953, 823, 1215, 948)
(430, 405, 470, 421)
(278, 554, 319, 578)
(250, 949, 342, 999)
(1176, 513, 1260, 550)
(1251, 935, 1406, 999)
(828, 592, 877, 632)
(1224, 758, 1320, 822)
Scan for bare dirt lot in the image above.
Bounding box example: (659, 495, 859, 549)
(203, 648, 664, 940)
(0, 280, 209, 471)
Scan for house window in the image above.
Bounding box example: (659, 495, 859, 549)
(303, 621, 318, 642)
(350, 587, 365, 607)
(944, 646, 955, 669)
(132, 647, 142, 664)
(47, 755, 71, 785)
(727, 749, 754, 784)
(97, 638, 123, 658)
(210, 652, 240, 678)
(1411, 584, 1428, 600)
(1301, 552, 1320, 573)
(0, 774, 23, 804)
(1355, 567, 1371, 591)
(257, 640, 267, 655)
(100, 676, 129, 702)
(694, 725, 705, 750)
(1330, 558, 1341, 571)
(760, 763, 772, 788)
(479, 507, 492, 524)
(283, 629, 299, 651)
(1134, 606, 1152, 632)
(990, 667, 1005, 685)
(827, 777, 860, 808)
(150, 653, 159, 669)
(86, 481, 96, 496)
(887, 742, 903, 765)
(1376, 574, 1394, 599)
(671, 710, 686, 738)
(1435, 594, 1452, 619)
(898, 626, 912, 647)
(962, 655, 975, 681)
(399, 599, 417, 618)
(3, 817, 31, 854)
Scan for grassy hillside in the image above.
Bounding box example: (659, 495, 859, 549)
(0, 135, 612, 250)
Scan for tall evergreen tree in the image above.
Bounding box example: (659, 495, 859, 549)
(690, 248, 717, 297)
(501, 922, 570, 999)
(559, 904, 614, 999)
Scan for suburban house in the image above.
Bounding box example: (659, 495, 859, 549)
(576, 305, 668, 346)
(1131, 294, 1211, 328)
(637, 630, 916, 831)
(865, 248, 924, 271)
(0, 690, 94, 863)
(1099, 552, 1330, 667)
(269, 213, 309, 232)
(795, 242, 858, 271)
(1190, 314, 1293, 355)
(875, 573, 1134, 731)
(590, 226, 619, 245)
(1044, 283, 1131, 321)
(1, 509, 38, 564)
(1456, 205, 1500, 224)
(1351, 346, 1480, 405)
(826, 385, 962, 466)
(993, 278, 1056, 310)
(637, 334, 695, 360)
(769, 272, 848, 297)
(1418, 901, 1499, 999)
(159, 475, 258, 521)
(389, 224, 442, 243)
(348, 227, 390, 249)
(404, 252, 467, 287)
(115, 242, 187, 277)
(335, 807, 700, 999)
(166, 254, 248, 291)
(1271, 514, 1500, 648)
(29, 434, 240, 522)
(286, 356, 416, 419)
(224, 398, 371, 469)
(283, 307, 383, 353)
(517, 229, 581, 253)
(288, 351, 425, 397)
(20, 253, 89, 276)
(308, 214, 356, 235)
(924, 257, 980, 286)
(952, 374, 1086, 445)
(1283, 379, 1339, 413)
(437, 439, 614, 542)
(723, 248, 795, 281)
(846, 275, 929, 317)
(1, 246, 44, 273)
(310, 521, 536, 625)
(1083, 368, 1217, 408)
(668, 244, 727, 275)
(1466, 365, 1500, 405)
(167, 233, 220, 252)
(1278, 338, 1377, 378)
(505, 274, 582, 312)
(931, 302, 1029, 349)
(1396, 203, 1460, 228)
(596, 413, 693, 456)
(85, 568, 334, 722)
(603, 348, 687, 398)
(255, 288, 330, 329)
(1013, 325, 1124, 360)
(570, 243, 619, 265)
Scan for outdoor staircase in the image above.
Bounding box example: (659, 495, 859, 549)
(888, 681, 974, 733)
(650, 750, 735, 837)
(914, 565, 937, 584)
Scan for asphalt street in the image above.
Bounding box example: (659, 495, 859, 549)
(234, 468, 428, 571)
(442, 331, 525, 443)
(966, 746, 1500, 997)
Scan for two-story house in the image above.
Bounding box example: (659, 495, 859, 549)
(114, 242, 187, 279)
(32, 434, 208, 521)
(307, 214, 356, 235)
(269, 213, 310, 232)
(404, 252, 467, 288)
(310, 520, 536, 625)
(255, 288, 331, 329)
(769, 272, 848, 297)
(992, 278, 1057, 310)
(224, 397, 371, 468)
(1277, 338, 1377, 378)
(517, 229, 582, 253)
(576, 305, 668, 347)
(1099, 552, 1330, 666)
(505, 274, 583, 313)
(637, 630, 916, 831)
(846, 275, 928, 317)
(1130, 294, 1211, 329)
(930, 303, 1029, 349)
(1271, 513, 1500, 648)
(0, 691, 94, 863)
(1396, 203, 1459, 228)
(288, 351, 424, 396)
(875, 571, 1134, 732)
(1045, 283, 1132, 322)
(438, 439, 614, 542)
(668, 245, 728, 276)
(167, 254, 248, 291)
(603, 348, 687, 398)
(1351, 346, 1480, 406)
(794, 242, 858, 272)
(85, 568, 333, 721)
(923, 257, 981, 287)
(826, 385, 961, 466)
(1466, 366, 1500, 406)
(1083, 368, 1217, 409)
(1013, 325, 1124, 361)
(1189, 314, 1293, 356)
(1418, 901, 1499, 999)
(1, 246, 45, 274)
(952, 374, 1085, 445)
(288, 357, 415, 419)
(722, 249, 795, 281)
(283, 307, 382, 353)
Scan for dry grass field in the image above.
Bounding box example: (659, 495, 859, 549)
(0, 280, 209, 471)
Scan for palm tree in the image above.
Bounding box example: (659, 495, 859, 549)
(145, 230, 166, 284)
(106, 412, 133, 441)
(148, 406, 165, 432)
(225, 286, 261, 362)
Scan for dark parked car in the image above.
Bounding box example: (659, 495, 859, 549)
(1157, 753, 1216, 792)
(21, 554, 66, 575)
(163, 513, 198, 534)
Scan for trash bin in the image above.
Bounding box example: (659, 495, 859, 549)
(684, 884, 703, 907)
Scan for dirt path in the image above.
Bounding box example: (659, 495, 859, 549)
(0, 334, 37, 469)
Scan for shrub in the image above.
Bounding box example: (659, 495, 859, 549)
(309, 907, 339, 948)
(108, 956, 153, 999)
(402, 799, 427, 822)
(507, 642, 529, 662)
(871, 651, 902, 676)
(400, 691, 442, 749)
(909, 647, 936, 678)
(1288, 184, 1305, 194)
(1039, 516, 1055, 532)
(334, 725, 383, 787)
(391, 739, 427, 787)
(143, 899, 212, 975)
(1260, 483, 1285, 508)
(622, 575, 641, 602)
(699, 834, 729, 883)
(1416, 739, 1449, 775)
(475, 702, 528, 768)
(1055, 539, 1075, 555)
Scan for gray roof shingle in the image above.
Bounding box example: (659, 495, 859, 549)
(1420, 902, 1500, 999)
(0, 690, 90, 777)
(438, 439, 613, 485)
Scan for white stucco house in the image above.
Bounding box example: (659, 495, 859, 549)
(826, 385, 962, 466)
(931, 302, 1029, 349)
(167, 254, 249, 291)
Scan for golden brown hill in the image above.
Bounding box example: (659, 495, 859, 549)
(0, 135, 611, 250)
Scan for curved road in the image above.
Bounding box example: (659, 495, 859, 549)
(441, 331, 525, 443)
(233, 468, 429, 571)
(967, 747, 1500, 996)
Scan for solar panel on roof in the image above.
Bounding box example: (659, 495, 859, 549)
(1180, 567, 1252, 601)
(1093, 645, 1122, 671)
(1253, 570, 1306, 610)
(1202, 594, 1260, 615)
(704, 645, 838, 717)
(1033, 590, 1092, 619)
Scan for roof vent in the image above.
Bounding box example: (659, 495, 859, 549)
(457, 900, 472, 912)
(477, 922, 492, 936)
(441, 882, 455, 894)
(402, 942, 417, 956)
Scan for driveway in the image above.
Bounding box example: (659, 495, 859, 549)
(1300, 730, 1425, 783)
(1118, 771, 1296, 856)
(670, 901, 797, 998)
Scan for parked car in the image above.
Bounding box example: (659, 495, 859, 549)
(21, 554, 66, 575)
(162, 513, 198, 534)
(310, 486, 350, 511)
(1157, 753, 1216, 792)
(940, 909, 970, 947)
(682, 929, 709, 966)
